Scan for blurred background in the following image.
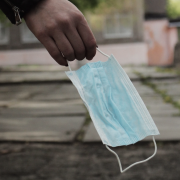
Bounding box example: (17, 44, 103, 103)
(0, 0, 180, 180)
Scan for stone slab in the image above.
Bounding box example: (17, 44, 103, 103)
(145, 103, 178, 109)
(0, 103, 86, 118)
(152, 80, 180, 100)
(0, 68, 140, 84)
(0, 65, 68, 72)
(133, 82, 159, 96)
(132, 67, 178, 79)
(144, 117, 180, 141)
(0, 72, 69, 83)
(0, 84, 81, 104)
(149, 109, 180, 117)
(151, 79, 180, 85)
(140, 97, 180, 116)
(31, 84, 81, 101)
(84, 123, 101, 142)
(142, 99, 179, 116)
(0, 116, 84, 142)
(84, 116, 180, 142)
(0, 64, 178, 84)
(0, 84, 58, 101)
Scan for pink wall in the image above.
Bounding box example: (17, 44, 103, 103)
(0, 49, 77, 69)
(0, 43, 148, 67)
(0, 19, 178, 67)
(88, 43, 148, 65)
(144, 19, 178, 66)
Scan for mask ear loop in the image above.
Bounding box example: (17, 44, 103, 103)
(67, 47, 110, 71)
(96, 48, 110, 58)
(67, 60, 72, 71)
(105, 136, 157, 173)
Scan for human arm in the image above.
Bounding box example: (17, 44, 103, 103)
(0, 0, 97, 66)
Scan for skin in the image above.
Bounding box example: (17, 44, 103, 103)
(24, 0, 97, 66)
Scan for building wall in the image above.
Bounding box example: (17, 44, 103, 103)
(82, 43, 148, 65)
(0, 43, 148, 66)
(88, 0, 144, 44)
(145, 0, 167, 14)
(2, 0, 177, 66)
(0, 0, 144, 51)
(144, 0, 167, 19)
(1, 19, 176, 66)
(0, 0, 147, 66)
(144, 19, 178, 66)
(0, 23, 42, 50)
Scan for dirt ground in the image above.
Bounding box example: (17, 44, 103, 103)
(0, 141, 180, 180)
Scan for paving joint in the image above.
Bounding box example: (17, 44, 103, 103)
(134, 71, 180, 114)
(74, 111, 92, 142)
(0, 80, 71, 86)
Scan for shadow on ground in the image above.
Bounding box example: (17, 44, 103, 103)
(0, 142, 180, 180)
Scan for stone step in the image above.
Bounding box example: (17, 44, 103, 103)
(0, 103, 86, 118)
(0, 116, 84, 142)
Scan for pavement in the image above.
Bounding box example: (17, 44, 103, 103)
(1, 142, 180, 180)
(0, 64, 180, 180)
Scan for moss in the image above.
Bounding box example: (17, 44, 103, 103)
(134, 71, 180, 113)
(75, 110, 92, 142)
(156, 67, 180, 75)
(172, 113, 180, 117)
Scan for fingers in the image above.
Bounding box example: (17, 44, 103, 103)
(40, 36, 68, 66)
(64, 27, 86, 61)
(77, 18, 97, 60)
(53, 31, 76, 61)
(24, 0, 97, 65)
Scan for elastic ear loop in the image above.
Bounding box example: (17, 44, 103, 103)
(67, 60, 72, 71)
(105, 136, 157, 173)
(67, 47, 110, 71)
(96, 48, 110, 58)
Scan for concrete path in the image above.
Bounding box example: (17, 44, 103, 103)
(0, 116, 84, 142)
(0, 66, 179, 143)
(1, 65, 177, 84)
(1, 142, 180, 180)
(0, 83, 86, 142)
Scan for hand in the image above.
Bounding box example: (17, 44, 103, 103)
(24, 0, 97, 66)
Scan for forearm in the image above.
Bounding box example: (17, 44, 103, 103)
(0, 0, 43, 25)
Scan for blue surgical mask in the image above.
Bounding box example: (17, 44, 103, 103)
(65, 48, 159, 173)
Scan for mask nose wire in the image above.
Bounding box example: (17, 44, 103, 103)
(67, 47, 110, 71)
(105, 136, 157, 173)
